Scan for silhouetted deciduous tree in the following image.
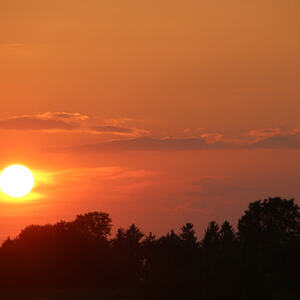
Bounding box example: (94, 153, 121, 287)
(239, 197, 300, 246)
(72, 211, 112, 241)
(238, 197, 300, 299)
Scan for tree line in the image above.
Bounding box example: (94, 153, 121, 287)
(0, 197, 299, 299)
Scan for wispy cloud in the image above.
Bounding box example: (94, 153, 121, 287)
(37, 112, 89, 121)
(1, 113, 300, 150)
(71, 136, 232, 152)
(0, 112, 87, 132)
(103, 118, 135, 126)
(90, 126, 150, 137)
(0, 113, 149, 137)
(69, 128, 300, 152)
(246, 128, 281, 139)
(248, 133, 300, 149)
(0, 116, 79, 131)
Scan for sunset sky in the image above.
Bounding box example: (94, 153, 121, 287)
(1, 0, 300, 241)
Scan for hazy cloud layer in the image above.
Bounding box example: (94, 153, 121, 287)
(1, 113, 300, 150)
(72, 129, 300, 152)
(0, 116, 79, 131)
(73, 137, 232, 152)
(248, 134, 300, 149)
(0, 112, 87, 132)
(0, 113, 149, 137)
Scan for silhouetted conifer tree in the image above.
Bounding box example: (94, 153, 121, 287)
(201, 221, 220, 252)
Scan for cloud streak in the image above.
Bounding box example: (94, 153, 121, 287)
(90, 126, 150, 137)
(1, 113, 300, 151)
(37, 112, 89, 121)
(0, 113, 149, 137)
(0, 112, 88, 132)
(0, 116, 79, 131)
(71, 136, 233, 152)
(70, 129, 300, 152)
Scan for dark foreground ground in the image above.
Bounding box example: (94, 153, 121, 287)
(1, 289, 300, 300)
(0, 289, 140, 300)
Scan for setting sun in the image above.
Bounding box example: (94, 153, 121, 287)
(0, 165, 34, 198)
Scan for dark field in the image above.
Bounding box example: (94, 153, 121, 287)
(0, 289, 137, 300)
(1, 289, 300, 300)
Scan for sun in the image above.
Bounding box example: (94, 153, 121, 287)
(0, 165, 35, 198)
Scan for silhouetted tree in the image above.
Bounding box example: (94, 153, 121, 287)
(112, 224, 145, 287)
(219, 220, 237, 251)
(201, 221, 220, 252)
(126, 224, 145, 244)
(180, 222, 197, 244)
(179, 222, 198, 265)
(238, 197, 300, 298)
(143, 232, 156, 245)
(238, 197, 300, 248)
(217, 221, 241, 299)
(72, 211, 112, 241)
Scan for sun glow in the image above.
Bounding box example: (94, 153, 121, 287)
(0, 165, 35, 198)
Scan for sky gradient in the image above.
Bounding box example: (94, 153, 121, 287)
(1, 0, 300, 240)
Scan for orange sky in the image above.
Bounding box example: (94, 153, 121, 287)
(0, 0, 300, 241)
